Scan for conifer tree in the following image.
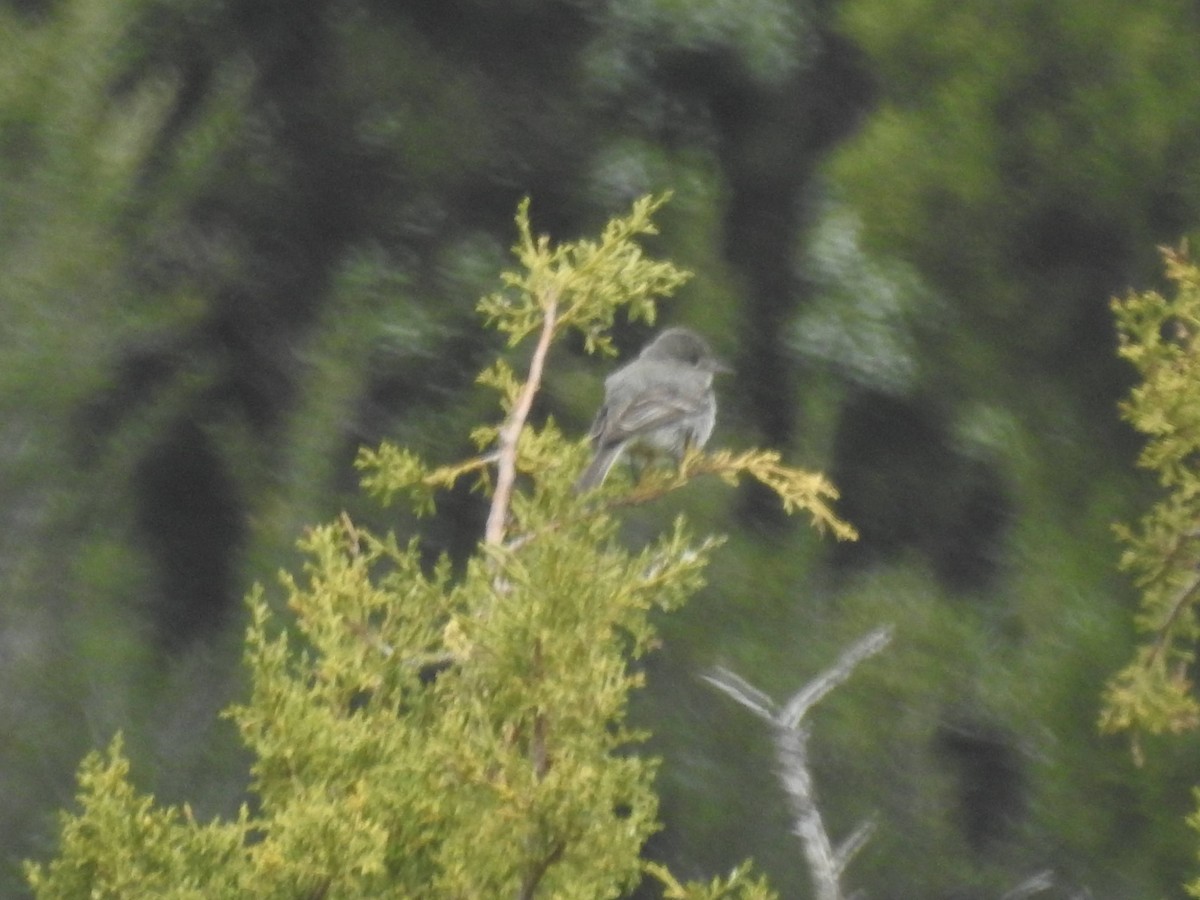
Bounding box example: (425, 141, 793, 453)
(26, 195, 853, 899)
(1102, 246, 1200, 746)
(1101, 246, 1200, 895)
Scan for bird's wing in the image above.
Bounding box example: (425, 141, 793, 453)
(586, 403, 610, 445)
(601, 386, 707, 443)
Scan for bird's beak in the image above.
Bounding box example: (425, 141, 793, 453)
(708, 357, 734, 375)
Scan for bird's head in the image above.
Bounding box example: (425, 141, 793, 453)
(641, 327, 732, 374)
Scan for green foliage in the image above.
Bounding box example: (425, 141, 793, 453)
(829, 0, 1200, 386)
(0, 0, 818, 885)
(25, 737, 247, 899)
(27, 197, 850, 897)
(0, 3, 258, 888)
(1102, 247, 1200, 740)
(478, 194, 690, 352)
(646, 861, 777, 900)
(808, 4, 1200, 891)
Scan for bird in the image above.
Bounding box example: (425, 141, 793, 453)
(575, 327, 731, 492)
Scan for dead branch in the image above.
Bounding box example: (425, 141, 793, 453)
(703, 625, 893, 900)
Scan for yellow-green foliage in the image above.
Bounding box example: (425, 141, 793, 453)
(26, 196, 849, 898)
(1102, 247, 1200, 741)
(1100, 246, 1200, 897)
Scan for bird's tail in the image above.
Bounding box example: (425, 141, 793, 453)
(574, 444, 624, 492)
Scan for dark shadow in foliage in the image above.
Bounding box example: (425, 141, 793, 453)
(134, 417, 245, 648)
(345, 328, 495, 578)
(418, 476, 490, 579)
(5, 0, 53, 21)
(71, 336, 193, 464)
(935, 717, 1027, 854)
(400, 0, 593, 83)
(394, 0, 596, 237)
(829, 391, 1012, 592)
(1010, 205, 1137, 423)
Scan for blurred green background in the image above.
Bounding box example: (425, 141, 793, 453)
(4, 0, 1200, 896)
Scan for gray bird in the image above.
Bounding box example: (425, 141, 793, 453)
(575, 327, 731, 491)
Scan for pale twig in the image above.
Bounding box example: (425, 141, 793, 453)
(701, 668, 780, 722)
(780, 626, 894, 729)
(485, 290, 559, 545)
(1001, 870, 1055, 900)
(834, 818, 877, 874)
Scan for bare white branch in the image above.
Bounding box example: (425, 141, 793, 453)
(776, 724, 842, 900)
(834, 817, 877, 875)
(780, 625, 894, 729)
(701, 668, 779, 722)
(1001, 870, 1055, 900)
(705, 626, 894, 900)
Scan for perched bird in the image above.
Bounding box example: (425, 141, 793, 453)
(575, 327, 731, 491)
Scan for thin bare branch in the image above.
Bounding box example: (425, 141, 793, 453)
(780, 626, 894, 729)
(1001, 870, 1055, 900)
(701, 668, 779, 722)
(833, 817, 876, 875)
(485, 290, 559, 545)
